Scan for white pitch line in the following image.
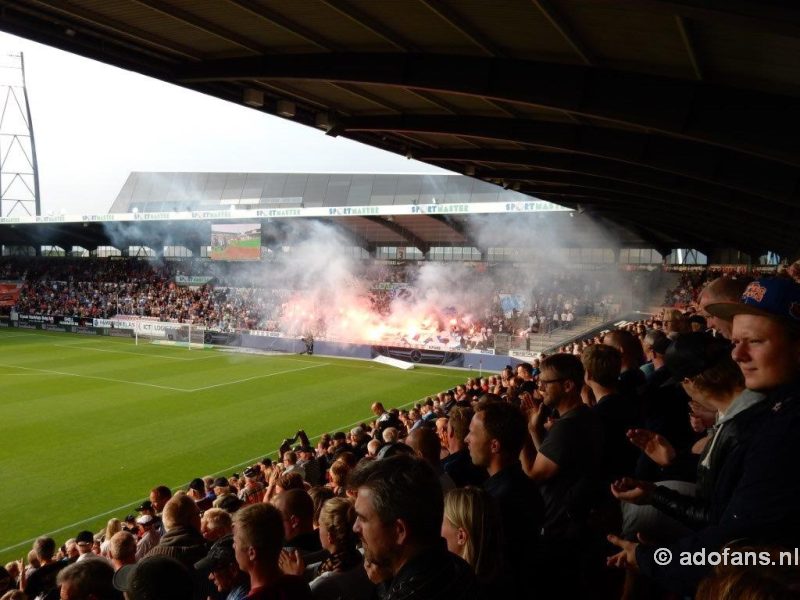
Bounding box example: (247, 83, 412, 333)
(0, 333, 39, 340)
(2, 373, 59, 376)
(51, 343, 219, 362)
(185, 362, 329, 391)
(2, 332, 479, 377)
(237, 353, 475, 379)
(0, 393, 427, 555)
(0, 363, 191, 392)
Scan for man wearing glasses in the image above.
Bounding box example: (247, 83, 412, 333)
(521, 353, 605, 597)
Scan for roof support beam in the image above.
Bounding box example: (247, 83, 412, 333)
(334, 115, 800, 203)
(176, 52, 800, 165)
(544, 202, 751, 254)
(222, 0, 341, 51)
(421, 149, 782, 203)
(530, 0, 595, 65)
(675, 16, 703, 81)
(602, 216, 676, 255)
(419, 0, 505, 56)
(363, 216, 431, 254)
(317, 219, 373, 252)
(21, 0, 200, 60)
(638, 0, 800, 40)
(329, 83, 403, 113)
(483, 169, 794, 223)
(0, 2, 193, 77)
(317, 0, 419, 51)
(130, 0, 268, 54)
(529, 191, 789, 253)
(424, 214, 487, 255)
(426, 214, 467, 238)
(520, 181, 789, 232)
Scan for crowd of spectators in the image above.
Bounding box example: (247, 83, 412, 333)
(0, 257, 631, 349)
(5, 271, 800, 599)
(662, 266, 781, 308)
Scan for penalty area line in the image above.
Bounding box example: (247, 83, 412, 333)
(51, 343, 220, 362)
(0, 363, 190, 392)
(0, 361, 332, 394)
(186, 362, 330, 391)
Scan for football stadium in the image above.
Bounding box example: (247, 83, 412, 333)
(2, 2, 800, 599)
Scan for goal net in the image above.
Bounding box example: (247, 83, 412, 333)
(116, 317, 205, 349)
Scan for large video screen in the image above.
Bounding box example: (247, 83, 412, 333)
(211, 223, 261, 261)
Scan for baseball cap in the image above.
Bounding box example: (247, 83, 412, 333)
(75, 530, 94, 545)
(662, 332, 733, 386)
(688, 314, 707, 327)
(213, 477, 229, 488)
(651, 334, 672, 356)
(135, 514, 154, 526)
(135, 500, 153, 512)
(706, 277, 800, 323)
(113, 555, 193, 600)
(243, 466, 259, 478)
(194, 536, 236, 571)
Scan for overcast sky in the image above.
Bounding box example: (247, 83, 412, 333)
(0, 32, 450, 215)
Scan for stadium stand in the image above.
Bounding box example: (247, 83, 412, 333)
(3, 0, 800, 595)
(7, 266, 800, 599)
(0, 257, 644, 353)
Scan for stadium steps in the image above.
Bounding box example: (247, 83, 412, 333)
(507, 315, 607, 355)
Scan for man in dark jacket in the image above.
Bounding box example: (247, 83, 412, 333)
(23, 537, 67, 600)
(612, 333, 767, 530)
(272, 490, 322, 557)
(581, 344, 638, 484)
(442, 406, 487, 488)
(145, 494, 209, 599)
(350, 455, 480, 600)
(468, 401, 542, 594)
(636, 330, 696, 482)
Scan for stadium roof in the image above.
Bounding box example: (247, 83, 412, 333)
(2, 171, 653, 253)
(109, 172, 552, 213)
(1, 1, 799, 258)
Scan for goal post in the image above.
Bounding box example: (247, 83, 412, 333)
(116, 317, 206, 349)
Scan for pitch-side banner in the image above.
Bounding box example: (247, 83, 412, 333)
(0, 200, 570, 226)
(175, 275, 215, 286)
(509, 349, 541, 359)
(104, 316, 174, 337)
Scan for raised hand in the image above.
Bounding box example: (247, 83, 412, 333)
(627, 428, 676, 466)
(606, 534, 639, 571)
(689, 401, 716, 430)
(278, 548, 305, 576)
(610, 477, 655, 505)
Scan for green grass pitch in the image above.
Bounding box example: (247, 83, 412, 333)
(0, 328, 472, 563)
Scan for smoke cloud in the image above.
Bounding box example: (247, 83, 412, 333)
(103, 210, 653, 345)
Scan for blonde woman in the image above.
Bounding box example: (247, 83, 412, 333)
(441, 487, 503, 586)
(280, 497, 374, 600)
(99, 518, 122, 557)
